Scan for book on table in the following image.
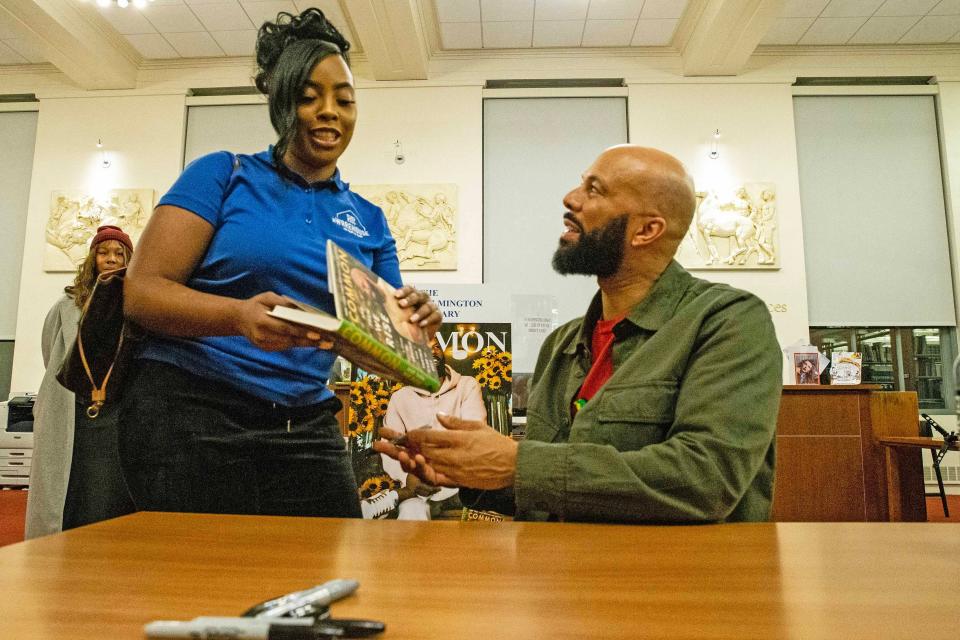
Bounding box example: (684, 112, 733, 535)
(268, 239, 440, 393)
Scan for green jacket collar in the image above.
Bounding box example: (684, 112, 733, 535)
(564, 260, 694, 355)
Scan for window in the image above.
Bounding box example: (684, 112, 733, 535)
(0, 108, 39, 399)
(810, 327, 957, 413)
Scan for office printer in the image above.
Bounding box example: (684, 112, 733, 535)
(0, 394, 35, 487)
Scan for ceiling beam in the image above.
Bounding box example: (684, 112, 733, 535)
(344, 0, 428, 80)
(680, 0, 784, 77)
(0, 0, 139, 89)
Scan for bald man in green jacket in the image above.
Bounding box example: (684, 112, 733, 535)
(376, 145, 782, 524)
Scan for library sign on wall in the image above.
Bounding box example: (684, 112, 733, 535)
(676, 183, 779, 270)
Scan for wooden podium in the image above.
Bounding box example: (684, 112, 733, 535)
(772, 385, 920, 522)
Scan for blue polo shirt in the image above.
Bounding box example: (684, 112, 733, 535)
(140, 148, 402, 406)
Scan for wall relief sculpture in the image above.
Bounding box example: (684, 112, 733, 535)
(44, 189, 154, 272)
(676, 183, 779, 270)
(353, 184, 458, 270)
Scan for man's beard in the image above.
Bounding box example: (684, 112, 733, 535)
(551, 213, 629, 278)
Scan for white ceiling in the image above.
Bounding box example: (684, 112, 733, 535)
(0, 0, 958, 70)
(435, 0, 687, 49)
(763, 0, 960, 45)
(0, 0, 356, 64)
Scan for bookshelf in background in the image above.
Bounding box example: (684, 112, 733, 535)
(809, 326, 956, 413)
(856, 328, 896, 390)
(900, 328, 947, 411)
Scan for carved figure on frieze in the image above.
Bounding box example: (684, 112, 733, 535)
(675, 183, 779, 270)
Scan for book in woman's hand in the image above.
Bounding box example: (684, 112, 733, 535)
(267, 239, 440, 393)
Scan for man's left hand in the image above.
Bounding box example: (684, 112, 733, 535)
(394, 286, 443, 336)
(373, 414, 518, 490)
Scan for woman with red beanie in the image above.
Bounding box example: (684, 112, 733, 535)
(25, 225, 136, 538)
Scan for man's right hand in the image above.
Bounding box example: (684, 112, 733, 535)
(235, 292, 335, 351)
(374, 415, 518, 490)
(376, 425, 456, 488)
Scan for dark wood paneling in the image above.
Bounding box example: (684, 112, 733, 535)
(861, 392, 921, 520)
(774, 387, 920, 522)
(772, 436, 866, 521)
(884, 446, 927, 522)
(777, 391, 861, 436)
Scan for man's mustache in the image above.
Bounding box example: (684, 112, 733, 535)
(563, 212, 583, 232)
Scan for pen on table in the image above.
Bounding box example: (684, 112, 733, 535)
(389, 425, 432, 448)
(244, 579, 359, 618)
(144, 616, 338, 639)
(146, 616, 386, 639)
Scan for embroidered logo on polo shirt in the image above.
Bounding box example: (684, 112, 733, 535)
(331, 210, 369, 238)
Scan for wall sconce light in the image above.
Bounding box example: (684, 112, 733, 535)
(394, 140, 405, 165)
(97, 139, 111, 169)
(709, 129, 720, 160)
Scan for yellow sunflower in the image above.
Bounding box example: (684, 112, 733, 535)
(359, 477, 380, 499)
(360, 412, 375, 433)
(349, 386, 363, 405)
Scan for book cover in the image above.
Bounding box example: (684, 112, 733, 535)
(267, 240, 440, 393)
(350, 322, 513, 521)
(830, 352, 862, 385)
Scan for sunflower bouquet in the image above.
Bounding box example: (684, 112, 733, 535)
(471, 345, 513, 435)
(346, 375, 403, 439)
(471, 345, 512, 391)
(348, 375, 404, 505)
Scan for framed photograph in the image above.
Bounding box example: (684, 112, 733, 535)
(794, 352, 820, 385)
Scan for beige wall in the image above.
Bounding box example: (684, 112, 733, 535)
(5, 51, 960, 395)
(7, 84, 484, 393)
(342, 85, 483, 286)
(934, 81, 960, 434)
(938, 82, 960, 336)
(10, 94, 187, 393)
(628, 82, 809, 353)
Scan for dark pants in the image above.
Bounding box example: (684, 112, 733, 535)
(117, 359, 361, 518)
(63, 401, 136, 531)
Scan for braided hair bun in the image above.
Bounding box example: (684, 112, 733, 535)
(254, 8, 351, 95)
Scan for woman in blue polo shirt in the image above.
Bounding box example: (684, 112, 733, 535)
(118, 8, 441, 518)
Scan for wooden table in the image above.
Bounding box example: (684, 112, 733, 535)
(879, 436, 960, 521)
(1, 513, 959, 639)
